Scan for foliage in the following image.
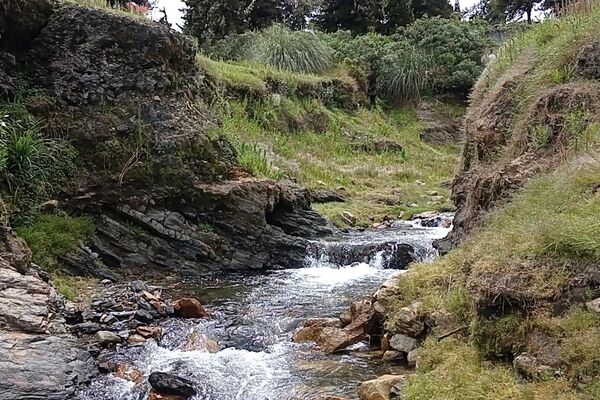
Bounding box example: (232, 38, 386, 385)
(315, 0, 452, 35)
(376, 45, 432, 104)
(16, 214, 95, 272)
(400, 16, 492, 96)
(250, 25, 334, 74)
(0, 100, 78, 225)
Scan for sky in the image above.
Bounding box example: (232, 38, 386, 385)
(152, 0, 484, 31)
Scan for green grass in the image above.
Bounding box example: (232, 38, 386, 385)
(16, 214, 96, 272)
(51, 275, 98, 301)
(212, 97, 459, 227)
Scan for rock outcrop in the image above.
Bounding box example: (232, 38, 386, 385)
(1, 1, 332, 278)
(0, 227, 97, 400)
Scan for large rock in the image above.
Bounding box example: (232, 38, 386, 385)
(389, 334, 418, 353)
(0, 228, 97, 399)
(148, 372, 197, 398)
(173, 298, 208, 318)
(316, 300, 380, 353)
(0, 0, 56, 51)
(293, 318, 340, 343)
(358, 374, 406, 400)
(389, 301, 426, 337)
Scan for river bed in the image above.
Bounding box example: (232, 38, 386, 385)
(80, 220, 450, 400)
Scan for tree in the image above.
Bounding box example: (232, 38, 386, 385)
(315, 0, 452, 35)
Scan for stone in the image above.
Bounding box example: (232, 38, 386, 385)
(182, 332, 219, 353)
(407, 349, 419, 368)
(132, 280, 149, 293)
(148, 372, 197, 398)
(310, 189, 346, 204)
(114, 363, 143, 383)
(293, 318, 340, 343)
(173, 298, 209, 319)
(514, 353, 555, 379)
(382, 350, 404, 361)
(148, 389, 187, 400)
(358, 374, 406, 400)
(40, 199, 59, 211)
(136, 325, 162, 340)
(586, 297, 600, 314)
(135, 309, 154, 323)
(341, 211, 357, 226)
(96, 330, 121, 346)
(316, 300, 376, 354)
(389, 334, 418, 353)
(391, 302, 425, 337)
(127, 333, 147, 345)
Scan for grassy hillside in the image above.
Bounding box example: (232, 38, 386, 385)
(199, 56, 460, 226)
(386, 3, 600, 398)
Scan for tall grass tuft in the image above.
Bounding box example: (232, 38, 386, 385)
(251, 24, 334, 75)
(376, 46, 432, 104)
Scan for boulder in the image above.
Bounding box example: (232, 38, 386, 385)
(390, 302, 425, 337)
(293, 318, 340, 343)
(586, 297, 600, 314)
(173, 298, 209, 319)
(389, 334, 418, 353)
(407, 349, 419, 368)
(513, 353, 555, 380)
(316, 300, 377, 353)
(114, 363, 143, 383)
(96, 330, 121, 347)
(358, 374, 406, 400)
(148, 372, 197, 398)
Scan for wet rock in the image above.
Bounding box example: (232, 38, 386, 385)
(148, 389, 187, 400)
(339, 309, 353, 327)
(390, 302, 425, 337)
(132, 280, 150, 293)
(182, 332, 219, 352)
(96, 330, 121, 346)
(358, 374, 406, 400)
(310, 189, 346, 204)
(389, 334, 418, 353)
(382, 350, 404, 362)
(128, 333, 148, 345)
(148, 372, 197, 398)
(136, 325, 162, 340)
(293, 318, 341, 343)
(72, 322, 102, 335)
(316, 300, 377, 353)
(173, 298, 209, 318)
(135, 309, 155, 323)
(114, 363, 143, 383)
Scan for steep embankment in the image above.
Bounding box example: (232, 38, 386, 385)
(375, 5, 600, 400)
(0, 1, 338, 281)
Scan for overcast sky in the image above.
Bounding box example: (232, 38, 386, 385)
(152, 0, 484, 31)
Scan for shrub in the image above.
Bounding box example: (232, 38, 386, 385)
(375, 45, 431, 103)
(400, 16, 492, 96)
(250, 24, 334, 74)
(0, 104, 78, 225)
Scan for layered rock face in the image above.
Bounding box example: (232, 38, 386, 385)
(0, 228, 97, 400)
(1, 1, 331, 278)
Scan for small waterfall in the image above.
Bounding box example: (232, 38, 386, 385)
(79, 220, 451, 400)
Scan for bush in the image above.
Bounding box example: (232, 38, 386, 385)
(376, 45, 431, 104)
(400, 17, 492, 96)
(250, 24, 334, 74)
(0, 103, 78, 225)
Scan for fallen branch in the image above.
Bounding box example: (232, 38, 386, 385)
(437, 325, 468, 342)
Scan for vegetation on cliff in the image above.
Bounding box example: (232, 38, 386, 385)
(385, 3, 600, 398)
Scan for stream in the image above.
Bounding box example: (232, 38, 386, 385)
(80, 218, 451, 400)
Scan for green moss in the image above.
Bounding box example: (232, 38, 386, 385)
(472, 314, 527, 358)
(16, 214, 95, 273)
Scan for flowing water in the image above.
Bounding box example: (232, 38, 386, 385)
(81, 220, 450, 400)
